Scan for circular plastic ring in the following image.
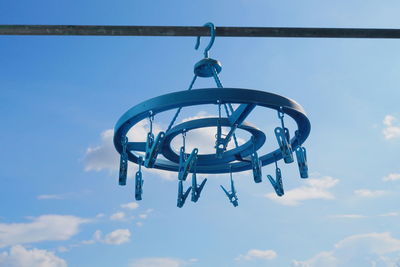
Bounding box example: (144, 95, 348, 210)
(114, 88, 310, 174)
(162, 117, 266, 166)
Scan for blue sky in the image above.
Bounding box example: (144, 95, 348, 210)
(1, 0, 400, 266)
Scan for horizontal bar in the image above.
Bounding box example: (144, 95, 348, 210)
(2, 25, 400, 39)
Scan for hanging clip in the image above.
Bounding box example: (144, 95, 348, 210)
(294, 130, 308, 178)
(144, 132, 165, 168)
(275, 108, 293, 163)
(195, 22, 216, 58)
(251, 152, 262, 183)
(119, 136, 128, 186)
(191, 172, 207, 203)
(191, 159, 207, 203)
(144, 114, 165, 168)
(215, 102, 224, 158)
(178, 148, 198, 181)
(278, 107, 290, 141)
(267, 161, 284, 197)
(295, 146, 308, 179)
(220, 167, 239, 207)
(135, 157, 144, 200)
(275, 127, 293, 163)
(215, 134, 224, 158)
(177, 180, 192, 208)
(250, 137, 262, 183)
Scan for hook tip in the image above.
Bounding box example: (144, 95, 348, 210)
(194, 22, 216, 54)
(195, 36, 200, 50)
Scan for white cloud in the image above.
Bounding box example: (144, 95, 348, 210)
(121, 202, 139, 210)
(0, 215, 88, 248)
(383, 173, 400, 182)
(235, 249, 277, 261)
(37, 194, 64, 200)
(104, 229, 131, 245)
(379, 212, 399, 217)
(81, 230, 102, 245)
(81, 229, 131, 246)
(265, 176, 339, 206)
(383, 115, 396, 126)
(136, 209, 153, 220)
(354, 189, 388, 198)
(329, 214, 366, 219)
(136, 222, 143, 227)
(0, 245, 67, 267)
(84, 111, 247, 181)
(96, 213, 105, 218)
(382, 115, 400, 140)
(83, 125, 176, 181)
(180, 111, 213, 123)
(57, 246, 69, 253)
(293, 232, 400, 266)
(172, 112, 245, 154)
(84, 129, 119, 172)
(84, 120, 161, 172)
(92, 230, 102, 242)
(130, 257, 189, 267)
(110, 212, 126, 221)
(293, 251, 337, 267)
(145, 168, 176, 181)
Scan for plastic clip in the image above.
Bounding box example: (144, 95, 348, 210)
(135, 157, 144, 200)
(251, 152, 262, 183)
(177, 180, 192, 208)
(144, 131, 165, 168)
(178, 148, 198, 181)
(220, 170, 239, 207)
(119, 136, 128, 186)
(267, 166, 284, 197)
(191, 172, 207, 203)
(274, 127, 294, 163)
(295, 146, 308, 178)
(215, 103, 224, 158)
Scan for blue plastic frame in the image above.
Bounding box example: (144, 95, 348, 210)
(114, 88, 311, 174)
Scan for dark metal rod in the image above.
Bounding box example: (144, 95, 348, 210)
(2, 25, 400, 39)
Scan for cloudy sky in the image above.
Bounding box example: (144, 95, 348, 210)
(1, 0, 400, 266)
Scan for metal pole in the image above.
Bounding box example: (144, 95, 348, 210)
(2, 25, 400, 39)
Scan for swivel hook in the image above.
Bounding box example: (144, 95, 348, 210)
(195, 22, 216, 58)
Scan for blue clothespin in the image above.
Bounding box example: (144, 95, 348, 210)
(143, 113, 165, 168)
(294, 130, 308, 179)
(295, 146, 308, 178)
(144, 131, 165, 168)
(250, 137, 262, 183)
(119, 136, 128, 186)
(178, 148, 198, 181)
(251, 152, 262, 183)
(275, 108, 294, 163)
(267, 162, 284, 197)
(191, 172, 207, 203)
(177, 180, 192, 208)
(284, 127, 290, 143)
(220, 168, 239, 207)
(215, 103, 224, 158)
(275, 127, 294, 164)
(135, 157, 144, 200)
